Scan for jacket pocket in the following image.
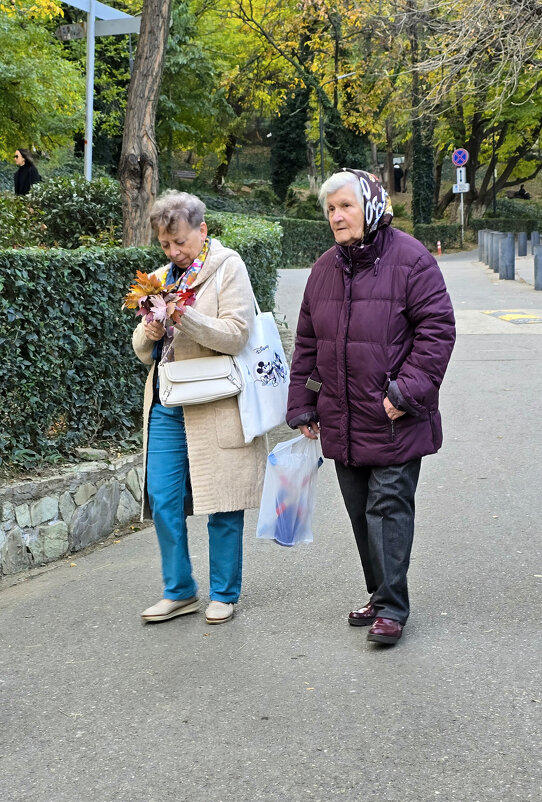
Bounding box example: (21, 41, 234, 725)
(214, 405, 246, 449)
(429, 410, 441, 450)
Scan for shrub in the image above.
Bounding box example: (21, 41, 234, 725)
(413, 222, 462, 250)
(284, 195, 322, 221)
(206, 212, 282, 311)
(470, 218, 542, 235)
(0, 246, 160, 469)
(30, 175, 122, 248)
(0, 192, 45, 248)
(267, 217, 334, 266)
(0, 161, 14, 192)
(199, 190, 283, 217)
(251, 184, 280, 206)
(492, 197, 541, 219)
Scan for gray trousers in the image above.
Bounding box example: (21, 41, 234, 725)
(335, 458, 422, 624)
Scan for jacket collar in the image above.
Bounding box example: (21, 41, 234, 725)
(335, 228, 385, 274)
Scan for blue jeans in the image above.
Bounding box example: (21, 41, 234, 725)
(335, 459, 422, 624)
(146, 403, 244, 603)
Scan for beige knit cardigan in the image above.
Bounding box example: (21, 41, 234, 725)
(132, 238, 267, 517)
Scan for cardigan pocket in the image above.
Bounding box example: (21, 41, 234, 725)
(214, 404, 246, 449)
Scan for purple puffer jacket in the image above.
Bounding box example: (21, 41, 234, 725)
(287, 226, 456, 466)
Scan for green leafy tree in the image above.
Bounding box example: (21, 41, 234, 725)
(156, 1, 234, 185)
(270, 86, 310, 200)
(0, 15, 84, 157)
(0, 0, 62, 17)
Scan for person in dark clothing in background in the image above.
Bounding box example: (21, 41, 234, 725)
(286, 169, 456, 646)
(14, 149, 42, 195)
(514, 184, 531, 200)
(393, 163, 403, 193)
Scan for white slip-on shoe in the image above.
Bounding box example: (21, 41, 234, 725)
(141, 596, 199, 622)
(205, 601, 234, 624)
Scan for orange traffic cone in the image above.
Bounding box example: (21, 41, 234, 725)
(437, 240, 442, 255)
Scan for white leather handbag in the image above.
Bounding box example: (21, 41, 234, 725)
(158, 354, 243, 407)
(157, 267, 243, 407)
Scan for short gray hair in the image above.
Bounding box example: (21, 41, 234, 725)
(150, 190, 206, 235)
(318, 172, 363, 219)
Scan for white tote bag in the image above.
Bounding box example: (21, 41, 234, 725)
(216, 261, 290, 443)
(235, 295, 290, 443)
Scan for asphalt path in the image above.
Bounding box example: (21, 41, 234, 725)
(1, 249, 541, 802)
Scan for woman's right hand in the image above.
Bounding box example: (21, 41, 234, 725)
(143, 319, 166, 341)
(299, 421, 320, 440)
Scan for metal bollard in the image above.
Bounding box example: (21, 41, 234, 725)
(518, 231, 527, 256)
(487, 231, 494, 269)
(478, 229, 486, 263)
(492, 232, 504, 272)
(481, 229, 490, 264)
(485, 229, 493, 265)
(499, 233, 515, 280)
(493, 233, 505, 273)
(534, 246, 542, 290)
(531, 231, 540, 254)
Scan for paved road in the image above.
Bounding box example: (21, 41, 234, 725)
(1, 249, 541, 802)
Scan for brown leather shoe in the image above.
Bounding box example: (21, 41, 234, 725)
(367, 617, 403, 644)
(348, 600, 376, 627)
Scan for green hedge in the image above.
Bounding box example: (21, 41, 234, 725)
(265, 216, 334, 266)
(206, 212, 281, 311)
(470, 218, 542, 234)
(0, 162, 14, 192)
(493, 198, 542, 219)
(0, 247, 158, 469)
(413, 223, 462, 250)
(30, 175, 123, 248)
(0, 214, 281, 470)
(0, 193, 45, 248)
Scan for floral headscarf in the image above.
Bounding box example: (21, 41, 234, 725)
(342, 168, 394, 243)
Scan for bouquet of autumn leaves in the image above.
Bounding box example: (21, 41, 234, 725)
(123, 270, 196, 325)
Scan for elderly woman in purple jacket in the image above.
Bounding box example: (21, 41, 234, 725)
(287, 169, 456, 645)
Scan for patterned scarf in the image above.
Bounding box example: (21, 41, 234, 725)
(155, 237, 211, 364)
(165, 236, 210, 290)
(341, 169, 394, 243)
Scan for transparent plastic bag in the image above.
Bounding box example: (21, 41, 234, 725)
(256, 434, 323, 546)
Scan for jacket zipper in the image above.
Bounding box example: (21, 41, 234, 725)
(391, 419, 396, 442)
(344, 259, 353, 463)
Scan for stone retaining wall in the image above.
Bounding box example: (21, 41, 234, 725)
(0, 452, 144, 576)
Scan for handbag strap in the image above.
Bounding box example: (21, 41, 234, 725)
(159, 262, 233, 367)
(215, 258, 261, 315)
(159, 259, 260, 367)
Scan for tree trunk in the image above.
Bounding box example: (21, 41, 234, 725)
(385, 118, 395, 194)
(119, 0, 172, 247)
(369, 141, 379, 176)
(213, 135, 237, 188)
(401, 139, 412, 192)
(434, 146, 445, 211)
(307, 141, 318, 193)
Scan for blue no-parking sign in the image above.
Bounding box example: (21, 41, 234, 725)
(452, 148, 469, 167)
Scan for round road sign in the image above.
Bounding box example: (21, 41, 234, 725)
(452, 148, 469, 167)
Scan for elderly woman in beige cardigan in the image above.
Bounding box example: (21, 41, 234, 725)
(133, 191, 266, 625)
